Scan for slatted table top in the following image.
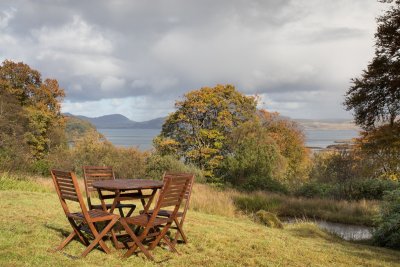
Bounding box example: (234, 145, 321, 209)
(92, 179, 163, 191)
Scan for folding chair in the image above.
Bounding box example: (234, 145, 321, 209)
(144, 172, 194, 246)
(50, 169, 120, 257)
(83, 166, 136, 217)
(119, 174, 191, 260)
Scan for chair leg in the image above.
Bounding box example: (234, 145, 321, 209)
(70, 220, 90, 246)
(162, 235, 179, 254)
(120, 219, 154, 260)
(174, 218, 188, 244)
(81, 217, 118, 257)
(148, 222, 172, 250)
(55, 231, 76, 251)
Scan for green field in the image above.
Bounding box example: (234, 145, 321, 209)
(1, 177, 400, 267)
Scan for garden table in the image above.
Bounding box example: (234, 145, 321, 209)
(92, 179, 163, 248)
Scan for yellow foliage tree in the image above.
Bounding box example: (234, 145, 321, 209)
(0, 60, 65, 160)
(155, 84, 257, 181)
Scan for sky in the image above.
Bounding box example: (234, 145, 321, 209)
(0, 0, 384, 121)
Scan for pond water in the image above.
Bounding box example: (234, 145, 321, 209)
(284, 218, 373, 241)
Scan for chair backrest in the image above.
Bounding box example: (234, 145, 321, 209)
(152, 173, 191, 220)
(51, 169, 89, 219)
(163, 172, 194, 201)
(82, 166, 115, 207)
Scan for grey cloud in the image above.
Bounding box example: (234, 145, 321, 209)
(0, 0, 382, 119)
(304, 27, 367, 43)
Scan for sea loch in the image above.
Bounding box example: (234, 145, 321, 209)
(97, 128, 359, 151)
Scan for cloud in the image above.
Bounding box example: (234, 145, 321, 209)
(33, 16, 113, 54)
(101, 76, 126, 91)
(0, 0, 383, 120)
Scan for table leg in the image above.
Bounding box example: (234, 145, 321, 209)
(96, 188, 107, 211)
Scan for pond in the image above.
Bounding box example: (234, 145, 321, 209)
(284, 218, 373, 241)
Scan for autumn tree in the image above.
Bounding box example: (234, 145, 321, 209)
(258, 110, 311, 184)
(222, 110, 311, 190)
(0, 60, 65, 162)
(154, 84, 257, 181)
(344, 1, 400, 180)
(344, 0, 400, 130)
(222, 118, 287, 191)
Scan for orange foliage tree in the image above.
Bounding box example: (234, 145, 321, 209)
(0, 60, 65, 161)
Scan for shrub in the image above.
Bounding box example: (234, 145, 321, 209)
(329, 179, 399, 200)
(221, 120, 288, 192)
(373, 189, 400, 249)
(145, 154, 205, 182)
(310, 150, 359, 183)
(296, 179, 399, 200)
(30, 159, 51, 176)
(45, 130, 150, 178)
(255, 210, 283, 228)
(295, 182, 331, 198)
(233, 193, 283, 213)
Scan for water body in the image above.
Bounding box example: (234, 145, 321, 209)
(97, 128, 360, 151)
(97, 128, 160, 150)
(284, 218, 373, 241)
(304, 129, 359, 149)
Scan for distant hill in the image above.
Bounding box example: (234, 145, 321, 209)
(64, 113, 165, 129)
(64, 113, 358, 131)
(64, 114, 97, 141)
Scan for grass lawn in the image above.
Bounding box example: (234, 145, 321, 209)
(1, 186, 400, 267)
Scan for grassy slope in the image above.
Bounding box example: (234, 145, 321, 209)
(1, 188, 400, 267)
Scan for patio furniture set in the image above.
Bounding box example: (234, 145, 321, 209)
(50, 166, 194, 261)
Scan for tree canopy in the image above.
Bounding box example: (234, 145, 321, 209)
(345, 0, 400, 130)
(0, 60, 65, 162)
(223, 110, 310, 190)
(154, 84, 257, 180)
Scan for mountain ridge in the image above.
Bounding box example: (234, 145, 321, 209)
(64, 113, 165, 129)
(64, 113, 358, 130)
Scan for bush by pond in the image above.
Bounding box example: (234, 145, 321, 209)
(373, 189, 400, 249)
(295, 179, 399, 200)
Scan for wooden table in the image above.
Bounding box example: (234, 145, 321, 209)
(92, 179, 163, 248)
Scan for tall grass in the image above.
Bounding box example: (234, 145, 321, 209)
(233, 191, 379, 226)
(189, 184, 379, 226)
(190, 184, 238, 218)
(0, 172, 50, 193)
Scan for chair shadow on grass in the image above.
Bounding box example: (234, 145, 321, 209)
(44, 223, 175, 263)
(44, 223, 71, 238)
(44, 223, 105, 259)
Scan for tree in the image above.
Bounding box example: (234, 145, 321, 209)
(222, 118, 287, 192)
(155, 84, 257, 181)
(344, 0, 400, 130)
(223, 110, 310, 189)
(355, 122, 400, 180)
(0, 60, 65, 161)
(258, 110, 311, 184)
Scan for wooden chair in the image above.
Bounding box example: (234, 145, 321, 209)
(144, 172, 194, 246)
(119, 173, 191, 260)
(83, 166, 136, 217)
(50, 169, 119, 257)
